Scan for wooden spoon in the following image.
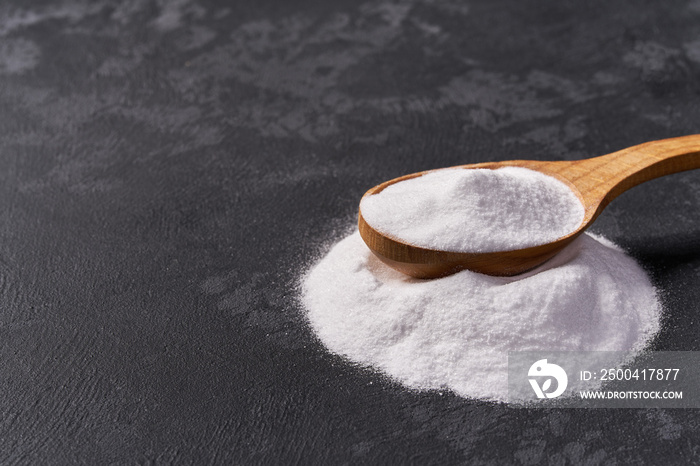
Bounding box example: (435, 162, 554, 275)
(358, 134, 700, 278)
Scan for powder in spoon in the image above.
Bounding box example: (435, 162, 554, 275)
(301, 231, 660, 402)
(360, 167, 585, 252)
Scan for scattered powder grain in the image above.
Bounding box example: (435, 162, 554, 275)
(302, 231, 661, 402)
(360, 167, 585, 252)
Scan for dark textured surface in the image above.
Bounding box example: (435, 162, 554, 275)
(1, 0, 700, 464)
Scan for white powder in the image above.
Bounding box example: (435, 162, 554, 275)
(302, 231, 660, 402)
(360, 167, 585, 252)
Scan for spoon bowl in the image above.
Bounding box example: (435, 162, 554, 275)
(359, 135, 700, 278)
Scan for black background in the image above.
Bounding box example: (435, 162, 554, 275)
(1, 0, 700, 463)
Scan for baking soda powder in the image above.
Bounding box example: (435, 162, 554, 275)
(360, 167, 584, 252)
(302, 168, 660, 402)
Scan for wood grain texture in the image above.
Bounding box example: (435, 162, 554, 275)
(359, 134, 700, 278)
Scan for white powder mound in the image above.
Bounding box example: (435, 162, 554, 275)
(302, 232, 661, 402)
(360, 167, 586, 252)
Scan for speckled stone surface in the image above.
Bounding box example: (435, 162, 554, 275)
(1, 0, 700, 464)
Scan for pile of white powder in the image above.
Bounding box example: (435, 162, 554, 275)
(302, 232, 661, 402)
(360, 167, 585, 252)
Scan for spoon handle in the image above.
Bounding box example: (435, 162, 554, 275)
(552, 134, 700, 220)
